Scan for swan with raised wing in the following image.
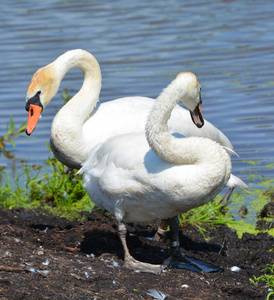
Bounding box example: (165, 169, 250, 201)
(79, 72, 233, 274)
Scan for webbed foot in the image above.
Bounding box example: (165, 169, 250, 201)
(164, 252, 222, 273)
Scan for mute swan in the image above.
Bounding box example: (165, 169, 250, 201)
(25, 49, 233, 170)
(25, 49, 245, 201)
(25, 49, 245, 256)
(78, 72, 232, 274)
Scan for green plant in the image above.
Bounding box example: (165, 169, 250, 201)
(0, 156, 94, 220)
(250, 264, 274, 300)
(30, 156, 94, 219)
(178, 197, 235, 239)
(0, 117, 27, 158)
(61, 88, 73, 103)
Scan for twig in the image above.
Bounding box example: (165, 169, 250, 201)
(64, 246, 80, 252)
(0, 265, 30, 273)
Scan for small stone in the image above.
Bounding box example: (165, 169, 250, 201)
(230, 266, 241, 272)
(238, 205, 248, 217)
(259, 201, 274, 218)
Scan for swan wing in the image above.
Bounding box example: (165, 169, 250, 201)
(81, 97, 233, 159)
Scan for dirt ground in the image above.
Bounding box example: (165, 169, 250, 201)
(0, 207, 273, 300)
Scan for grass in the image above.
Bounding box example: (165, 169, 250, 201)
(178, 196, 235, 240)
(0, 116, 27, 159)
(0, 155, 94, 221)
(250, 264, 274, 300)
(60, 88, 72, 103)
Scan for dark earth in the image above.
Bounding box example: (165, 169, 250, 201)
(0, 207, 273, 299)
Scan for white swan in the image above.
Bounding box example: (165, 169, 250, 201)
(25, 49, 233, 170)
(78, 72, 232, 274)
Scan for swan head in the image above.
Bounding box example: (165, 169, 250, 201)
(25, 64, 59, 135)
(176, 72, 204, 128)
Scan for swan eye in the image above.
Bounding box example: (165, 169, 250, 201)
(37, 91, 41, 96)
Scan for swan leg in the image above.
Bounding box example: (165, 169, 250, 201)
(163, 217, 222, 273)
(154, 186, 235, 240)
(118, 221, 164, 274)
(153, 219, 169, 241)
(219, 187, 235, 205)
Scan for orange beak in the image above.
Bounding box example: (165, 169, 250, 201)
(25, 104, 43, 135)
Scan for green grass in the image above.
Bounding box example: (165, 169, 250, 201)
(60, 88, 73, 103)
(0, 156, 94, 221)
(250, 264, 274, 300)
(178, 196, 235, 240)
(0, 116, 27, 159)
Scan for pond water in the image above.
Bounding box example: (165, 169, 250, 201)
(0, 1, 273, 196)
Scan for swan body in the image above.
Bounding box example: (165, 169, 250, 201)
(25, 49, 232, 170)
(82, 133, 231, 223)
(80, 72, 232, 223)
(79, 72, 232, 273)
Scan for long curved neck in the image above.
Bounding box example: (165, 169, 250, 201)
(146, 76, 232, 197)
(53, 49, 101, 125)
(145, 79, 199, 165)
(50, 50, 102, 168)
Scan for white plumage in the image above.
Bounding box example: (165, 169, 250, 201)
(79, 72, 234, 273)
(25, 50, 246, 273)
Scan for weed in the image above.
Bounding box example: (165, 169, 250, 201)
(250, 264, 274, 300)
(61, 88, 73, 103)
(0, 116, 27, 159)
(0, 157, 94, 221)
(178, 196, 235, 239)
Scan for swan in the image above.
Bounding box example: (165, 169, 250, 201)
(25, 49, 245, 201)
(25, 49, 233, 170)
(78, 72, 233, 274)
(25, 49, 245, 253)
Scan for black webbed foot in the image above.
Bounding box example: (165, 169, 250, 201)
(164, 252, 223, 273)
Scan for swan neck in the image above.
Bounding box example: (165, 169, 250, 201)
(49, 50, 102, 169)
(54, 49, 101, 117)
(54, 50, 101, 84)
(145, 80, 193, 164)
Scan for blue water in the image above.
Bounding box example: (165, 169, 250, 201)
(0, 0, 273, 192)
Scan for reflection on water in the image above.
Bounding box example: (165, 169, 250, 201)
(0, 0, 273, 188)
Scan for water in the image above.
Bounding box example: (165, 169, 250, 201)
(0, 0, 273, 190)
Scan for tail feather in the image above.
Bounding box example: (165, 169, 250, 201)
(226, 173, 247, 189)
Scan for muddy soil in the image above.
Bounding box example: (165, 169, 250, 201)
(0, 208, 273, 299)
